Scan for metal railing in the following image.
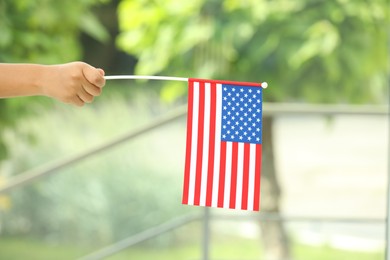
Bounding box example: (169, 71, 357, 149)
(0, 103, 388, 260)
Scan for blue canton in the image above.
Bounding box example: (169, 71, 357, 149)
(221, 84, 262, 144)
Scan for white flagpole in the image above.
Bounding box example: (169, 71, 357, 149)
(104, 75, 188, 82)
(104, 75, 268, 88)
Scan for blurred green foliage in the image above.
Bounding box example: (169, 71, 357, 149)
(0, 0, 389, 252)
(117, 0, 388, 104)
(0, 0, 109, 160)
(1, 90, 190, 245)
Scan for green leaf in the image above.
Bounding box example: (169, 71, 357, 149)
(79, 11, 110, 43)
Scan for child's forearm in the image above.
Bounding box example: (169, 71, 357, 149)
(0, 63, 47, 97)
(0, 62, 105, 106)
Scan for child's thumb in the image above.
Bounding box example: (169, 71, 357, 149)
(97, 68, 105, 76)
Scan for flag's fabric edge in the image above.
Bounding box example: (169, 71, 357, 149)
(189, 78, 262, 87)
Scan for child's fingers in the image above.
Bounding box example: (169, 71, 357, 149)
(83, 81, 102, 96)
(78, 87, 94, 103)
(97, 68, 105, 76)
(73, 95, 85, 107)
(83, 65, 105, 88)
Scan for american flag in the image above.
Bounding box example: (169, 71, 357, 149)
(182, 78, 263, 211)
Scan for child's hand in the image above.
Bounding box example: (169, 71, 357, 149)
(41, 62, 106, 106)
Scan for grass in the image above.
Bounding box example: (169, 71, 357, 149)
(0, 236, 384, 260)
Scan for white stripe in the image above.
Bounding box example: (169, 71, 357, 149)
(235, 143, 245, 209)
(199, 83, 211, 206)
(247, 144, 256, 210)
(223, 142, 233, 208)
(211, 83, 222, 207)
(187, 82, 200, 205)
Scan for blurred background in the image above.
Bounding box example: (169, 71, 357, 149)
(0, 0, 388, 259)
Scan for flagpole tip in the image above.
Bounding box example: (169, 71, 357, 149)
(261, 82, 268, 89)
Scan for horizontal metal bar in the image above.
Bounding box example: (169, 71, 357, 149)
(78, 211, 384, 260)
(263, 103, 388, 116)
(0, 103, 387, 194)
(78, 213, 202, 260)
(0, 105, 187, 194)
(211, 213, 385, 224)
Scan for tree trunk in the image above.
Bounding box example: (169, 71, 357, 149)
(260, 116, 291, 260)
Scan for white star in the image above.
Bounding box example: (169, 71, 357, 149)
(223, 134, 226, 138)
(256, 137, 260, 142)
(248, 118, 252, 122)
(248, 137, 252, 141)
(239, 136, 243, 140)
(249, 89, 252, 93)
(223, 115, 227, 119)
(223, 106, 227, 110)
(256, 128, 260, 132)
(228, 92, 231, 96)
(240, 88, 244, 92)
(244, 132, 248, 136)
(227, 120, 231, 125)
(249, 98, 252, 103)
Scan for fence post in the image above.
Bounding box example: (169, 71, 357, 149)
(202, 207, 210, 260)
(386, 87, 390, 260)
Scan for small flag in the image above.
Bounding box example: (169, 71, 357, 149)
(182, 78, 263, 211)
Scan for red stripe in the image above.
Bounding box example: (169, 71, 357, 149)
(217, 141, 227, 208)
(205, 83, 216, 207)
(194, 82, 205, 206)
(241, 143, 250, 210)
(253, 144, 262, 211)
(182, 81, 194, 204)
(229, 142, 239, 209)
(189, 78, 262, 87)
